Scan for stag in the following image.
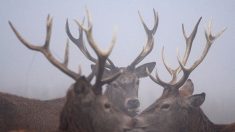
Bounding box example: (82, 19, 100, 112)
(59, 11, 134, 132)
(66, 9, 158, 117)
(1, 9, 156, 130)
(132, 18, 231, 132)
(7, 10, 133, 132)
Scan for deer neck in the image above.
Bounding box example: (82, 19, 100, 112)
(188, 108, 218, 132)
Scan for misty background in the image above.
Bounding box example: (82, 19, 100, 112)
(0, 0, 235, 124)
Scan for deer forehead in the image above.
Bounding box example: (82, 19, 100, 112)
(156, 96, 186, 106)
(117, 71, 138, 83)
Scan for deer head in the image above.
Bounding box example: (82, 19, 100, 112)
(9, 10, 134, 132)
(133, 18, 226, 132)
(66, 9, 158, 116)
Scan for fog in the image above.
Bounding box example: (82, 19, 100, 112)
(0, 0, 235, 124)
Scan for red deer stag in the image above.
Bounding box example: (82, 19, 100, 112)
(66, 9, 158, 117)
(132, 18, 231, 132)
(1, 9, 155, 131)
(59, 10, 134, 132)
(6, 10, 133, 132)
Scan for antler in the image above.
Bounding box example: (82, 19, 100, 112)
(74, 9, 119, 94)
(66, 14, 116, 70)
(161, 17, 202, 84)
(129, 9, 159, 68)
(148, 18, 226, 89)
(9, 15, 81, 80)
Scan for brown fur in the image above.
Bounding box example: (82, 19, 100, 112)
(133, 80, 235, 132)
(0, 92, 64, 132)
(58, 77, 133, 132)
(220, 123, 235, 132)
(0, 63, 155, 131)
(92, 62, 156, 117)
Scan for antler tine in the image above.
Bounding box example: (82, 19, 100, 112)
(44, 15, 53, 49)
(130, 9, 159, 68)
(146, 67, 169, 88)
(148, 18, 225, 90)
(177, 17, 202, 72)
(139, 9, 158, 36)
(161, 47, 174, 76)
(161, 17, 202, 84)
(74, 8, 118, 94)
(66, 18, 97, 64)
(67, 15, 116, 69)
(9, 15, 80, 80)
(93, 32, 117, 94)
(174, 20, 226, 89)
(205, 19, 227, 44)
(64, 39, 69, 67)
(93, 33, 117, 94)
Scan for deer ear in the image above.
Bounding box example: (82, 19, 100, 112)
(179, 79, 194, 97)
(134, 62, 156, 78)
(187, 93, 205, 107)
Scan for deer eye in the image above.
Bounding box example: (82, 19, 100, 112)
(104, 103, 111, 109)
(160, 104, 170, 110)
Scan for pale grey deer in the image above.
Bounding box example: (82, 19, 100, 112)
(66, 9, 158, 116)
(132, 18, 234, 132)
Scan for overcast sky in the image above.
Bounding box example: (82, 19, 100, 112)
(0, 0, 235, 124)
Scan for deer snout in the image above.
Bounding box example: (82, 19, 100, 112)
(126, 98, 140, 110)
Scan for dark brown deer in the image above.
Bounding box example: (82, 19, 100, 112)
(59, 75, 133, 132)
(6, 10, 133, 132)
(66, 9, 158, 117)
(58, 10, 133, 132)
(132, 18, 230, 132)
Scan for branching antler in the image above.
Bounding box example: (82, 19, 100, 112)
(161, 17, 202, 84)
(66, 13, 116, 70)
(129, 9, 159, 68)
(73, 9, 120, 94)
(9, 15, 81, 80)
(10, 12, 121, 95)
(67, 9, 158, 71)
(147, 18, 226, 89)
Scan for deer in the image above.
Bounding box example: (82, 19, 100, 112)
(6, 9, 134, 132)
(58, 10, 134, 132)
(1, 9, 155, 131)
(131, 17, 233, 132)
(66, 9, 158, 117)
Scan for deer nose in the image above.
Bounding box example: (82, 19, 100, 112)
(127, 99, 140, 109)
